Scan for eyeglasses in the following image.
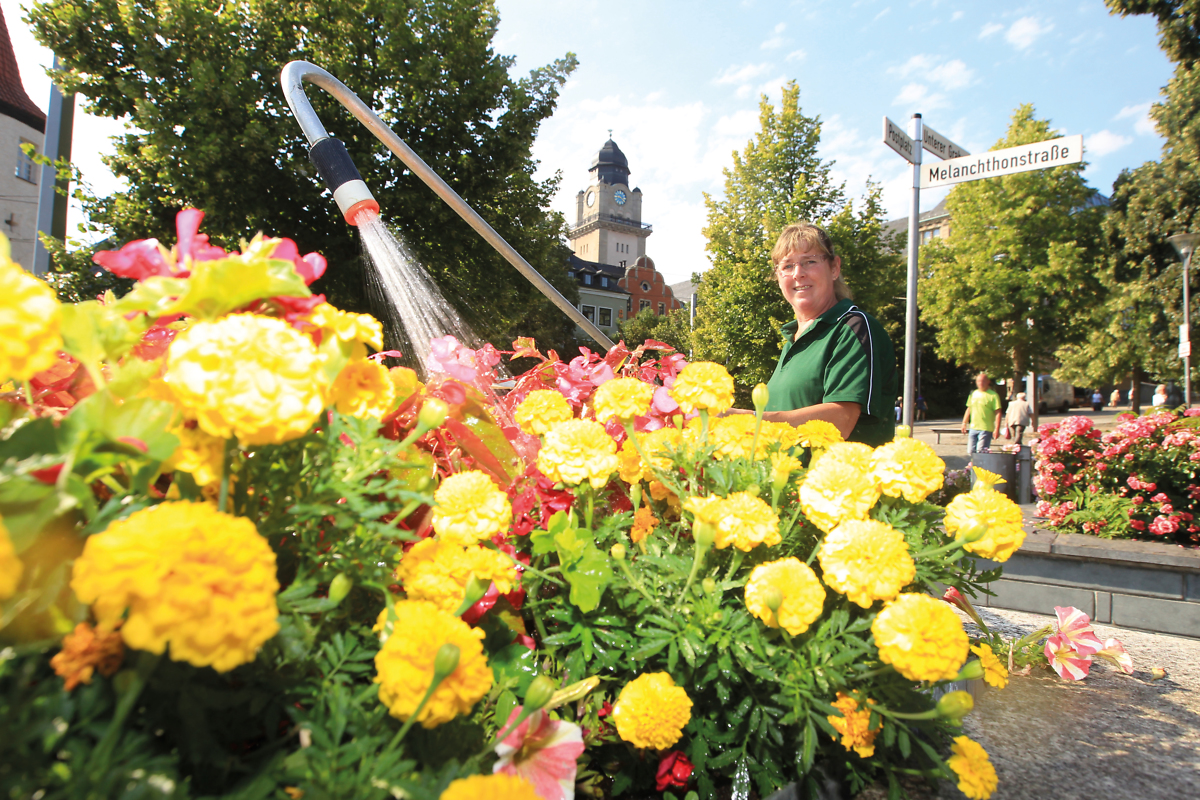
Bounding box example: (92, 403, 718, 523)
(776, 256, 827, 275)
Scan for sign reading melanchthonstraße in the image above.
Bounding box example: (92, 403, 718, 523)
(920, 134, 1084, 188)
(882, 117, 916, 163)
(921, 124, 968, 161)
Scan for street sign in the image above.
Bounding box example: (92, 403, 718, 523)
(1181, 323, 1191, 345)
(882, 116, 916, 163)
(920, 134, 1084, 188)
(922, 123, 969, 160)
(1181, 341, 1192, 359)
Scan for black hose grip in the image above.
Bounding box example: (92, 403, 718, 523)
(308, 138, 363, 192)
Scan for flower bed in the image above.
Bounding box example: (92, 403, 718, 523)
(1033, 411, 1200, 544)
(1, 212, 1030, 800)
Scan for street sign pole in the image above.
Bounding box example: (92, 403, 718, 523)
(902, 114, 923, 430)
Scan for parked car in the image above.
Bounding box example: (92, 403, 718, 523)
(1038, 374, 1074, 414)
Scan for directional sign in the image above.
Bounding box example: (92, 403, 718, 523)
(920, 135, 1083, 188)
(1181, 341, 1192, 359)
(882, 116, 916, 164)
(922, 124, 969, 160)
(1182, 323, 1191, 345)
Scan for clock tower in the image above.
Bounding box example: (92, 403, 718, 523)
(568, 138, 651, 268)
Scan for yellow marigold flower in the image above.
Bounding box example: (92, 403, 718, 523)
(703, 416, 800, 460)
(70, 502, 280, 672)
(592, 377, 654, 422)
(617, 438, 645, 484)
(669, 361, 734, 415)
(799, 453, 880, 533)
(795, 419, 843, 449)
(947, 736, 998, 800)
(50, 622, 124, 691)
(536, 419, 618, 489)
(329, 358, 396, 419)
(744, 557, 825, 635)
(374, 600, 492, 728)
(828, 692, 878, 757)
(771, 453, 804, 486)
(971, 643, 1009, 689)
(972, 467, 1005, 490)
(309, 302, 384, 351)
(440, 774, 540, 800)
(166, 314, 324, 446)
(871, 438, 945, 503)
(649, 480, 682, 516)
(514, 389, 574, 436)
(612, 672, 693, 749)
(164, 423, 225, 487)
(431, 471, 513, 545)
(682, 494, 722, 529)
(819, 520, 915, 608)
(0, 249, 62, 382)
(630, 506, 659, 544)
(713, 492, 781, 551)
(0, 516, 23, 599)
(815, 442, 875, 473)
(944, 488, 1026, 562)
(396, 538, 517, 613)
(637, 425, 693, 473)
(389, 366, 424, 404)
(872, 593, 969, 682)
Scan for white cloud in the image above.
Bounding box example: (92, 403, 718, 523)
(979, 22, 1004, 39)
(757, 75, 790, 100)
(875, 7, 891, 21)
(1006, 16, 1053, 50)
(892, 82, 948, 111)
(714, 62, 771, 85)
(761, 21, 787, 50)
(1086, 130, 1133, 156)
(1115, 102, 1157, 136)
(786, 49, 807, 62)
(889, 55, 975, 92)
(952, 11, 965, 21)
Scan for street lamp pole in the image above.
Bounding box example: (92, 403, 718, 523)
(1169, 233, 1199, 408)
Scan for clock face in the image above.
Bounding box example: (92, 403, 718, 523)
(614, 189, 627, 205)
(585, 190, 596, 207)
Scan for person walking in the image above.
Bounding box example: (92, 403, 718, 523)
(961, 373, 1002, 457)
(1110, 388, 1122, 409)
(1006, 392, 1033, 445)
(1153, 384, 1169, 408)
(1091, 389, 1104, 412)
(915, 394, 927, 422)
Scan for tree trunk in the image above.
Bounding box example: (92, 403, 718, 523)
(1131, 365, 1143, 414)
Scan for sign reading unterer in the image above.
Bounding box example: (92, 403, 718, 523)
(920, 134, 1083, 188)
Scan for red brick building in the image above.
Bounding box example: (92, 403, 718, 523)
(620, 255, 682, 316)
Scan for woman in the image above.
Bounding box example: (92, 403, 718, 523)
(732, 223, 896, 446)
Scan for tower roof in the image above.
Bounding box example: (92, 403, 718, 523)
(0, 8, 45, 133)
(589, 138, 630, 185)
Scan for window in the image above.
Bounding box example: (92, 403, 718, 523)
(641, 282, 650, 292)
(581, 304, 596, 322)
(599, 308, 612, 327)
(658, 302, 665, 315)
(583, 274, 592, 285)
(619, 260, 626, 268)
(600, 276, 608, 288)
(15, 140, 35, 183)
(639, 300, 650, 311)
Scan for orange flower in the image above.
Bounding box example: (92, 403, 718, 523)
(50, 622, 125, 691)
(630, 506, 660, 544)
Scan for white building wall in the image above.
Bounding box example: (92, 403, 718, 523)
(0, 113, 42, 269)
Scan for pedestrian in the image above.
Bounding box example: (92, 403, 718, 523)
(915, 394, 927, 422)
(895, 397, 902, 422)
(1006, 392, 1033, 445)
(1110, 387, 1121, 409)
(1091, 388, 1103, 412)
(1153, 384, 1168, 408)
(961, 373, 1002, 457)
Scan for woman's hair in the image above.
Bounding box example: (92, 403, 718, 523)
(771, 222, 853, 301)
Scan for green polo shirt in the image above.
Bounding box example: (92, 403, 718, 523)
(765, 299, 897, 446)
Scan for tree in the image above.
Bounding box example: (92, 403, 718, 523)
(692, 81, 903, 402)
(28, 0, 582, 356)
(617, 307, 692, 354)
(920, 104, 1105, 393)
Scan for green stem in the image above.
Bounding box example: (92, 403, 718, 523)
(750, 410, 764, 461)
(21, 379, 33, 406)
(585, 486, 595, 532)
(616, 559, 670, 613)
(724, 550, 745, 581)
(873, 706, 939, 721)
(699, 409, 710, 446)
(675, 542, 711, 610)
(388, 675, 445, 750)
(490, 546, 565, 587)
(913, 538, 971, 560)
(218, 437, 236, 514)
(483, 705, 538, 755)
(87, 651, 160, 774)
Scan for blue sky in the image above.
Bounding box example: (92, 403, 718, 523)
(2, 0, 1176, 284)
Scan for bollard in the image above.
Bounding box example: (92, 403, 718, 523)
(1017, 445, 1033, 505)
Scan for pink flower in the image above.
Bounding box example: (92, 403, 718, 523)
(1152, 493, 1169, 503)
(494, 706, 585, 800)
(269, 238, 327, 285)
(1053, 607, 1103, 656)
(429, 335, 484, 383)
(1131, 519, 1147, 531)
(656, 751, 694, 792)
(1094, 638, 1134, 675)
(1045, 633, 1093, 680)
(1149, 515, 1180, 536)
(1132, 496, 1145, 505)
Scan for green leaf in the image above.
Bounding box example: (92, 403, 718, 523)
(58, 300, 148, 387)
(561, 544, 610, 613)
(530, 510, 570, 556)
(490, 643, 539, 693)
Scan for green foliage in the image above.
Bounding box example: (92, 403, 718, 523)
(28, 0, 582, 355)
(921, 104, 1105, 384)
(617, 307, 693, 354)
(694, 82, 903, 403)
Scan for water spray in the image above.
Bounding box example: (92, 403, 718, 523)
(280, 60, 615, 350)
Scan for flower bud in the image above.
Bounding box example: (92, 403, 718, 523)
(743, 484, 761, 497)
(936, 690, 974, 721)
(417, 398, 449, 430)
(328, 573, 353, 604)
(630, 483, 642, 509)
(547, 676, 600, 710)
(610, 543, 626, 561)
(764, 587, 784, 614)
(433, 642, 461, 678)
(693, 520, 716, 549)
(955, 659, 985, 682)
(701, 577, 718, 595)
(895, 425, 912, 439)
(752, 383, 770, 412)
(454, 575, 491, 616)
(958, 522, 989, 544)
(523, 675, 556, 712)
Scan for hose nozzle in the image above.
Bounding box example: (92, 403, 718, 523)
(308, 137, 379, 225)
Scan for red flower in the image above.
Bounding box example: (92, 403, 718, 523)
(656, 751, 694, 792)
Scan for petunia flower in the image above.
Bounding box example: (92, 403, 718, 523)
(493, 706, 585, 800)
(656, 751, 694, 792)
(1052, 606, 1103, 656)
(1094, 638, 1135, 675)
(1045, 633, 1092, 680)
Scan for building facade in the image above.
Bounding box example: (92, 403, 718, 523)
(0, 8, 45, 270)
(567, 253, 629, 339)
(620, 255, 682, 316)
